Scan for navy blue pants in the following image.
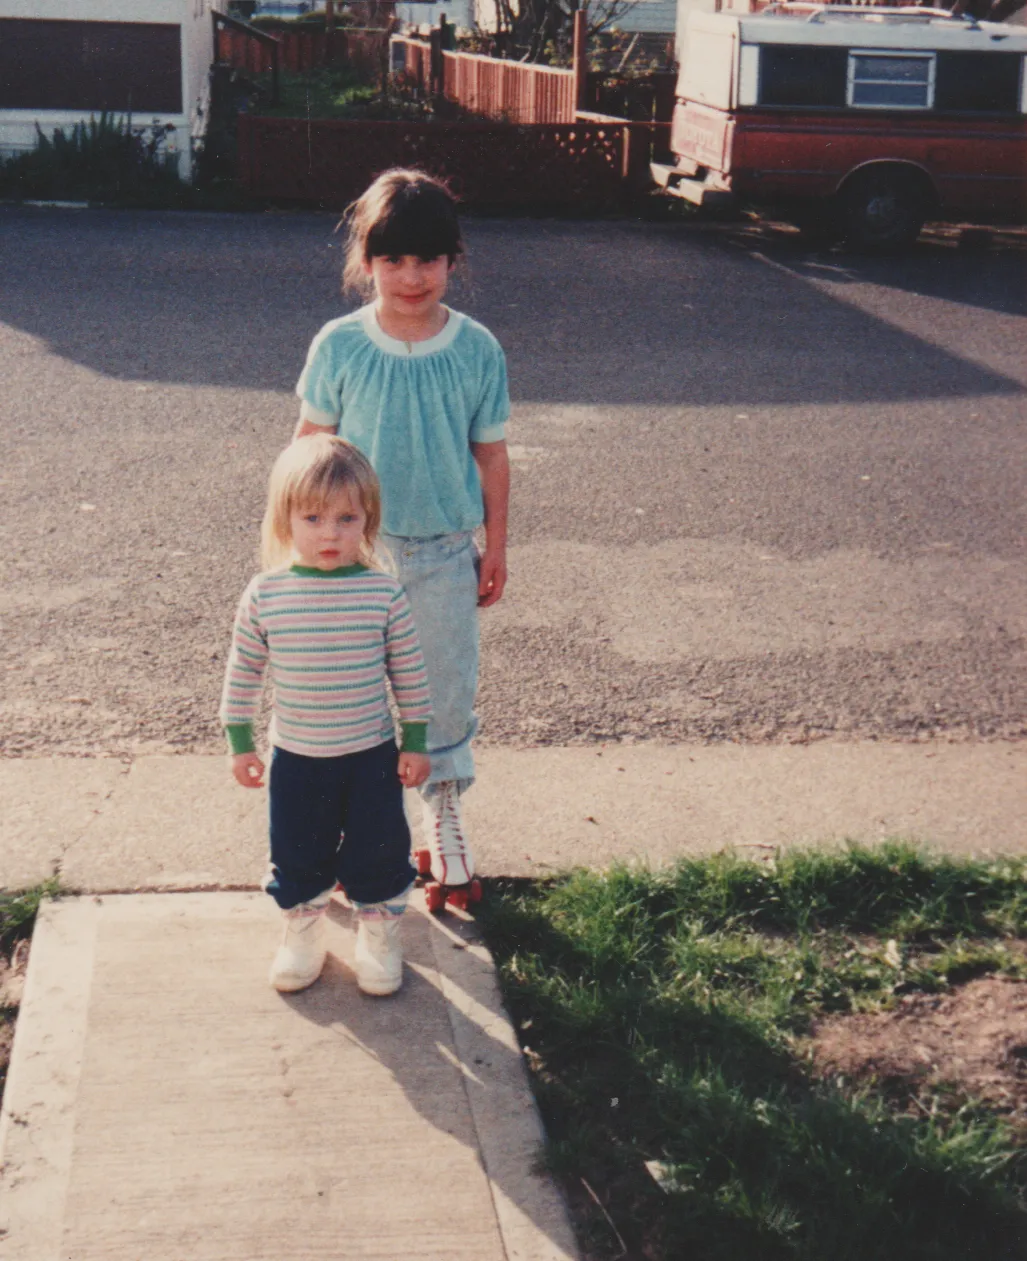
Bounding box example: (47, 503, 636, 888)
(266, 741, 416, 910)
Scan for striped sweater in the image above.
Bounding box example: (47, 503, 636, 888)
(220, 564, 431, 759)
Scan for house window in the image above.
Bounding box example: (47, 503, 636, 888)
(847, 51, 934, 110)
(0, 20, 182, 113)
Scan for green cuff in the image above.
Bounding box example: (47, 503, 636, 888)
(400, 722, 428, 754)
(225, 724, 256, 755)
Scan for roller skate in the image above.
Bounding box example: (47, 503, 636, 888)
(415, 781, 482, 914)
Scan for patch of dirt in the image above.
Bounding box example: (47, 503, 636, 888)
(0, 940, 29, 1007)
(813, 977, 1027, 1121)
(0, 940, 29, 1104)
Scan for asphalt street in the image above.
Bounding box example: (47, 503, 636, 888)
(0, 207, 1024, 756)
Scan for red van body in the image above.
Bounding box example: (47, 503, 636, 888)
(654, 5, 1027, 245)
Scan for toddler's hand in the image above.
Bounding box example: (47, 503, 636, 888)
(398, 752, 430, 788)
(231, 752, 265, 788)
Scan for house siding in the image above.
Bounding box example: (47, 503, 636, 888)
(396, 0, 473, 34)
(472, 0, 676, 37)
(0, 0, 213, 178)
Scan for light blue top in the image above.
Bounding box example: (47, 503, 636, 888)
(296, 304, 510, 539)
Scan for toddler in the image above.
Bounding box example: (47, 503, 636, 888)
(221, 434, 431, 995)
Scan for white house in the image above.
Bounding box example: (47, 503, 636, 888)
(414, 0, 674, 38)
(608, 0, 678, 36)
(0, 0, 215, 180)
(394, 0, 474, 35)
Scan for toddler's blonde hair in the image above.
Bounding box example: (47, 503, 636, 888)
(261, 434, 381, 570)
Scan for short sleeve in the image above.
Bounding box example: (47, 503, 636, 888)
(469, 339, 510, 444)
(295, 328, 342, 428)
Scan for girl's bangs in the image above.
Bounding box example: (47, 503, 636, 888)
(366, 195, 461, 261)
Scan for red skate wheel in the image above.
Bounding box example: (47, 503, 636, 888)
(469, 879, 483, 904)
(414, 848, 432, 876)
(448, 888, 470, 911)
(425, 883, 445, 913)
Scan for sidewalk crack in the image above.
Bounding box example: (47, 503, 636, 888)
(53, 758, 134, 885)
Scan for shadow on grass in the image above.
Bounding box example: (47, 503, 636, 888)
(478, 865, 1027, 1261)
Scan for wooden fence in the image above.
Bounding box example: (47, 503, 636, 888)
(443, 51, 577, 124)
(217, 24, 390, 79)
(389, 33, 675, 125)
(391, 36, 579, 123)
(235, 113, 666, 210)
(226, 10, 671, 212)
(582, 72, 677, 123)
(391, 34, 432, 93)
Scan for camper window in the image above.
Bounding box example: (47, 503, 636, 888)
(848, 52, 935, 110)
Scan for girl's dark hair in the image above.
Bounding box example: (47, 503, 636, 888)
(341, 169, 463, 295)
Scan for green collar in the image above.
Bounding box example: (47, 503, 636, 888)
(289, 563, 367, 578)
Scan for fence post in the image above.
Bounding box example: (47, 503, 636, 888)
(621, 123, 652, 197)
(572, 9, 587, 113)
(429, 21, 444, 100)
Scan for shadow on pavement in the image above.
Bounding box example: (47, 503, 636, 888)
(277, 899, 575, 1258)
(719, 218, 1027, 320)
(0, 207, 1020, 408)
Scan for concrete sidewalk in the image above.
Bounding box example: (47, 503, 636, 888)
(0, 891, 579, 1260)
(2, 742, 1025, 894)
(2, 740, 1024, 1259)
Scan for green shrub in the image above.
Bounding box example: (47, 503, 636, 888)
(0, 113, 191, 207)
(249, 11, 351, 31)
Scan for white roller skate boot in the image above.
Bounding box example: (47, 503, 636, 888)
(268, 893, 330, 993)
(417, 782, 482, 913)
(353, 891, 408, 996)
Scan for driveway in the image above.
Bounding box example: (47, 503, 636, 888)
(0, 208, 1024, 755)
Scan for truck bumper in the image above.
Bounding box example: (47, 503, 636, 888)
(651, 162, 736, 212)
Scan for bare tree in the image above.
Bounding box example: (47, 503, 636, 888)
(484, 0, 636, 62)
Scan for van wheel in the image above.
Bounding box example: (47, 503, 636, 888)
(840, 170, 927, 251)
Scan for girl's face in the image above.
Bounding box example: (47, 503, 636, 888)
(289, 488, 368, 570)
(364, 253, 453, 324)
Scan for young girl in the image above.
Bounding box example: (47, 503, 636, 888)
(221, 434, 432, 996)
(292, 168, 510, 893)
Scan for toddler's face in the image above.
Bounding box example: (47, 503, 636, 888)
(290, 489, 367, 570)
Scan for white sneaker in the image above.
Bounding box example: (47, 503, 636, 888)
(421, 782, 473, 886)
(354, 908, 403, 996)
(269, 900, 327, 993)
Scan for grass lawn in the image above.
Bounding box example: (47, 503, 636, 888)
(250, 67, 430, 120)
(476, 843, 1027, 1261)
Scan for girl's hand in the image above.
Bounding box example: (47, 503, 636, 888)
(477, 547, 507, 608)
(231, 752, 265, 788)
(398, 752, 430, 788)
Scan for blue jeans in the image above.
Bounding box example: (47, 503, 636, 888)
(381, 531, 479, 794)
(266, 741, 416, 909)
